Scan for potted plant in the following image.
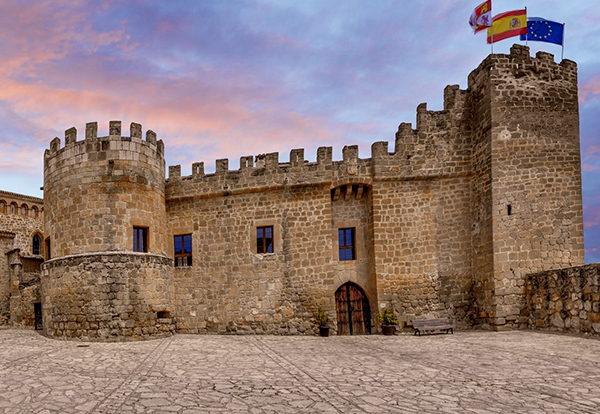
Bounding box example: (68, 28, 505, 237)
(314, 307, 330, 337)
(377, 309, 398, 335)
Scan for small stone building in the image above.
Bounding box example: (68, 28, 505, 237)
(0, 45, 587, 340)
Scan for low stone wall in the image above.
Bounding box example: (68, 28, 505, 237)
(41, 252, 174, 341)
(522, 263, 600, 335)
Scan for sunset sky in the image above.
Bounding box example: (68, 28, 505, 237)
(1, 0, 599, 262)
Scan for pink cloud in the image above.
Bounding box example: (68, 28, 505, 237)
(580, 75, 600, 103)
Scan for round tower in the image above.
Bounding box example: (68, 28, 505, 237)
(41, 121, 174, 340)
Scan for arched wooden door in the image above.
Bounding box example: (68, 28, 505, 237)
(335, 282, 371, 335)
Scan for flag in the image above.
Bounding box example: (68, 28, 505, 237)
(469, 1, 492, 34)
(519, 18, 564, 45)
(487, 9, 527, 44)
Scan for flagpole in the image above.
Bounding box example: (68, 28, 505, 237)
(491, 19, 494, 54)
(561, 23, 565, 60)
(524, 6, 528, 46)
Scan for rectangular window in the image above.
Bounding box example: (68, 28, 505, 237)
(338, 228, 355, 261)
(45, 238, 51, 260)
(133, 227, 148, 252)
(174, 234, 192, 267)
(256, 226, 274, 253)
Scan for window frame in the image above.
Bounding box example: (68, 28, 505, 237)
(338, 227, 356, 261)
(174, 234, 192, 267)
(256, 225, 274, 254)
(133, 226, 148, 253)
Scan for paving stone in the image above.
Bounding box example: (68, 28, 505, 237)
(1, 329, 600, 413)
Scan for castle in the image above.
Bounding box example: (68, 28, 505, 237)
(0, 45, 587, 340)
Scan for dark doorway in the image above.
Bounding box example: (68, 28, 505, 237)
(34, 303, 43, 330)
(335, 282, 371, 335)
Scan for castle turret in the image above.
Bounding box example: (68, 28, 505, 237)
(41, 121, 173, 340)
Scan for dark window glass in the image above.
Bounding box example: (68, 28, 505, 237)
(257, 226, 274, 253)
(338, 228, 355, 261)
(174, 234, 192, 267)
(133, 227, 148, 252)
(33, 235, 40, 255)
(45, 238, 51, 260)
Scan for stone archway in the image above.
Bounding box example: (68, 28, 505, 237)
(335, 282, 371, 335)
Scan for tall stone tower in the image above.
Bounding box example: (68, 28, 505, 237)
(41, 121, 174, 340)
(469, 45, 584, 329)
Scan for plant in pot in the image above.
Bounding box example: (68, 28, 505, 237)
(377, 309, 398, 335)
(314, 307, 330, 337)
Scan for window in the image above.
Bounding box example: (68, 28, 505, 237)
(256, 226, 274, 253)
(338, 228, 355, 261)
(10, 203, 17, 214)
(45, 238, 51, 260)
(133, 227, 148, 252)
(21, 205, 28, 216)
(33, 235, 41, 255)
(0, 201, 5, 214)
(31, 207, 38, 218)
(174, 234, 192, 267)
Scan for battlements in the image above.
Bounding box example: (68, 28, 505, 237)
(44, 121, 166, 182)
(468, 44, 577, 90)
(45, 120, 164, 159)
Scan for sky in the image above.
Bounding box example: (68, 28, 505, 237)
(0, 0, 599, 262)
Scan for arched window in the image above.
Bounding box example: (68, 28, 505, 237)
(10, 202, 17, 214)
(33, 235, 41, 255)
(0, 200, 6, 214)
(31, 206, 39, 218)
(21, 204, 28, 216)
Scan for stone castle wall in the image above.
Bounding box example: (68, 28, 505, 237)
(0, 191, 43, 326)
(469, 45, 583, 329)
(41, 122, 174, 340)
(523, 264, 600, 335)
(0, 44, 586, 339)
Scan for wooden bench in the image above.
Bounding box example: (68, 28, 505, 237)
(412, 318, 454, 336)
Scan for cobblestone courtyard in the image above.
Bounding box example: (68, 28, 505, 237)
(1, 329, 600, 413)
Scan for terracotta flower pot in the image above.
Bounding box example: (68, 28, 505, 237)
(382, 325, 395, 335)
(319, 326, 330, 337)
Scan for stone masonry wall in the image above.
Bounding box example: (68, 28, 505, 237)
(523, 264, 600, 335)
(44, 122, 168, 257)
(167, 183, 334, 334)
(0, 190, 44, 326)
(489, 45, 583, 328)
(41, 253, 174, 340)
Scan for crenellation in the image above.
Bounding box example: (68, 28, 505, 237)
(317, 146, 332, 165)
(86, 122, 97, 139)
(169, 165, 181, 178)
(215, 158, 229, 174)
(146, 130, 157, 145)
(109, 120, 121, 138)
(65, 127, 77, 146)
(289, 149, 304, 166)
(130, 122, 142, 140)
(192, 162, 204, 176)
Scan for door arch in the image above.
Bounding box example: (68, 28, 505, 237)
(335, 282, 371, 335)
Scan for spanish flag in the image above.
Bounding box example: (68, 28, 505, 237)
(487, 9, 527, 44)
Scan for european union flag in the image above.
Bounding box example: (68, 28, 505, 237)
(520, 18, 564, 45)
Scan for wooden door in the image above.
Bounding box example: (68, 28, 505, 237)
(335, 283, 371, 335)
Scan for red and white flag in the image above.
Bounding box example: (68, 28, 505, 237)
(469, 1, 492, 34)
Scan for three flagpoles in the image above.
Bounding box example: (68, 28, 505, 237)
(470, 1, 565, 58)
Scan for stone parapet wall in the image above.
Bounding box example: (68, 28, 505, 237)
(41, 252, 174, 341)
(522, 263, 600, 335)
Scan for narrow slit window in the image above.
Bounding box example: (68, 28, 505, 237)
(133, 227, 148, 252)
(507, 204, 512, 216)
(174, 234, 192, 267)
(257, 226, 274, 254)
(45, 238, 51, 260)
(338, 228, 356, 261)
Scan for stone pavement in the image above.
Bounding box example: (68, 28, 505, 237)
(1, 329, 600, 413)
